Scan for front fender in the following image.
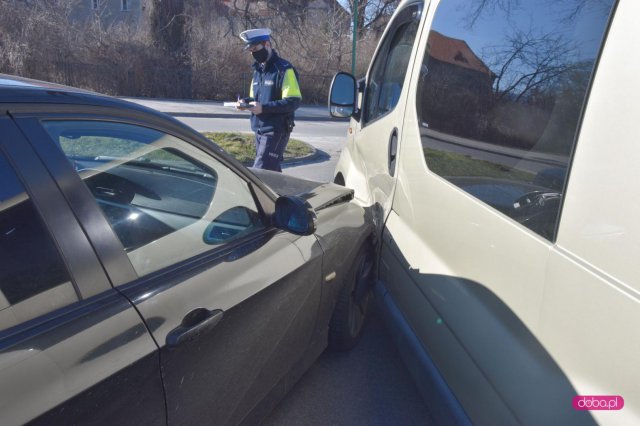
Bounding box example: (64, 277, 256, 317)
(334, 144, 372, 207)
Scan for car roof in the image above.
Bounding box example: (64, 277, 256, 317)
(0, 74, 89, 90)
(0, 73, 153, 114)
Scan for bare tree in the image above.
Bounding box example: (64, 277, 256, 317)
(0, 0, 82, 78)
(556, 0, 614, 23)
(0, 0, 379, 101)
(486, 29, 579, 102)
(339, 0, 399, 37)
(149, 0, 189, 59)
(187, 0, 357, 101)
(462, 0, 520, 29)
(463, 0, 612, 28)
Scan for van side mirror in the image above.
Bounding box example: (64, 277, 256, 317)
(274, 195, 317, 236)
(329, 72, 359, 120)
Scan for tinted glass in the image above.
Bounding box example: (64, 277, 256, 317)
(0, 152, 77, 331)
(43, 121, 264, 277)
(417, 0, 614, 240)
(364, 3, 422, 124)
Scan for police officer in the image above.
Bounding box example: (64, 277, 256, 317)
(238, 28, 302, 172)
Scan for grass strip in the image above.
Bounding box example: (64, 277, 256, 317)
(203, 132, 314, 163)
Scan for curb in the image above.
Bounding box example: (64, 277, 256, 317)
(239, 144, 320, 167)
(283, 146, 320, 165)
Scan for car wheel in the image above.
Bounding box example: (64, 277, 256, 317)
(328, 244, 374, 351)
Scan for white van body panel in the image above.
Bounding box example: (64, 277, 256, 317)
(555, 0, 640, 292)
(542, 251, 640, 424)
(333, 0, 637, 423)
(542, 1, 640, 422)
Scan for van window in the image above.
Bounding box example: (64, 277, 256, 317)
(363, 3, 422, 125)
(416, 0, 614, 240)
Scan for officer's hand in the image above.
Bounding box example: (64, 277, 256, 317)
(248, 102, 263, 115)
(236, 101, 250, 111)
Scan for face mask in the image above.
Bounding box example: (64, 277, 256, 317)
(252, 46, 269, 63)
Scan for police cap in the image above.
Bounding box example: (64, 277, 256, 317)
(239, 28, 272, 50)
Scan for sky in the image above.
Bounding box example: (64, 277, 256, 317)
(430, 0, 613, 63)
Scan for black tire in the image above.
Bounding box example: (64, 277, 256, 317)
(328, 244, 374, 351)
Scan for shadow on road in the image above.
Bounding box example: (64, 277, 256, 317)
(263, 311, 433, 426)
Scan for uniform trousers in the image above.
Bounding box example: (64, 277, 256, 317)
(252, 130, 290, 172)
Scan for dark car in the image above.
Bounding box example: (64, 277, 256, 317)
(0, 75, 374, 425)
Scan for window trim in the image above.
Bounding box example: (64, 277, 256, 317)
(361, 1, 424, 128)
(0, 116, 111, 300)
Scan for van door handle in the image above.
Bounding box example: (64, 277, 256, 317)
(166, 308, 224, 348)
(388, 128, 398, 177)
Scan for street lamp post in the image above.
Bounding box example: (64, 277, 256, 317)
(352, 0, 358, 76)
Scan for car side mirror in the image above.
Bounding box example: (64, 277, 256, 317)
(274, 195, 317, 236)
(329, 72, 359, 121)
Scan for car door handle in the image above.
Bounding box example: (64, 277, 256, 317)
(388, 128, 398, 177)
(166, 308, 224, 348)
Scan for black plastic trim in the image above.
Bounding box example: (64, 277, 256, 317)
(0, 117, 111, 299)
(118, 228, 278, 305)
(374, 279, 472, 426)
(13, 116, 138, 286)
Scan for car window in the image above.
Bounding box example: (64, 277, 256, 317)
(42, 121, 265, 277)
(0, 152, 77, 332)
(363, 3, 422, 125)
(416, 0, 615, 240)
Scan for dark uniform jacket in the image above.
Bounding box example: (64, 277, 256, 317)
(249, 50, 301, 134)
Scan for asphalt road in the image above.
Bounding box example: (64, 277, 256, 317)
(263, 313, 433, 426)
(124, 98, 433, 426)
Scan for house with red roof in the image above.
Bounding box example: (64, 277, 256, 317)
(419, 30, 496, 138)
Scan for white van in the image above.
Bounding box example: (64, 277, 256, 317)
(329, 0, 638, 424)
